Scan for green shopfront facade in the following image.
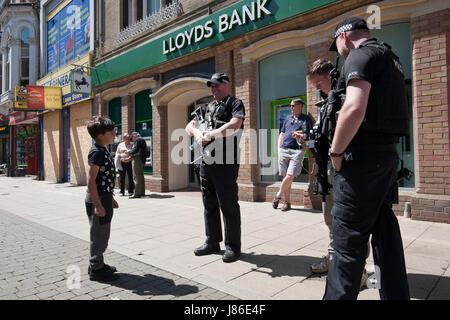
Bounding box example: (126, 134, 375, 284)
(93, 0, 450, 223)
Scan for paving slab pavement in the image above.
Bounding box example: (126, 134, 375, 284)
(1, 176, 449, 300)
(0, 209, 236, 301)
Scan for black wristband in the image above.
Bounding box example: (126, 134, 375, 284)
(330, 152, 344, 157)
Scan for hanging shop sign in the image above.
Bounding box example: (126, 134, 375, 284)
(71, 72, 92, 94)
(92, 0, 337, 87)
(37, 54, 92, 105)
(9, 111, 39, 125)
(26, 86, 63, 110)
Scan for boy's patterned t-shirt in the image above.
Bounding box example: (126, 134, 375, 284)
(87, 143, 116, 195)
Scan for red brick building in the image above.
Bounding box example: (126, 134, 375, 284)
(92, 0, 450, 223)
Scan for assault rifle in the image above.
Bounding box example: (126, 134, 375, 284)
(189, 105, 211, 165)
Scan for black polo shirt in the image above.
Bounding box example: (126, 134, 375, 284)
(338, 38, 398, 146)
(204, 96, 245, 165)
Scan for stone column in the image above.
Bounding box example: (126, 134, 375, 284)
(149, 103, 169, 192)
(131, 0, 137, 24)
(1, 48, 7, 93)
(121, 94, 134, 136)
(9, 39, 21, 89)
(93, 94, 107, 116)
(28, 38, 38, 85)
(233, 48, 260, 202)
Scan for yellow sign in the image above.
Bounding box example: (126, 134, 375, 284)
(15, 87, 28, 109)
(26, 86, 62, 110)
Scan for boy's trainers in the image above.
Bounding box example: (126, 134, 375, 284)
(88, 264, 117, 275)
(89, 265, 119, 282)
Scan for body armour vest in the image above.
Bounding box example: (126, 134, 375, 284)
(342, 40, 410, 137)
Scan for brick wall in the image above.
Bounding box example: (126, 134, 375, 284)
(412, 9, 450, 196)
(121, 95, 134, 135)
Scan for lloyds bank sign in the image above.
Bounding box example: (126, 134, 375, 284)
(163, 0, 272, 55)
(93, 0, 337, 86)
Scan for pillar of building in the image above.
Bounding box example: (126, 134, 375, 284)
(121, 94, 134, 136)
(149, 103, 169, 192)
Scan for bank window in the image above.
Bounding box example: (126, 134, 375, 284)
(108, 97, 122, 153)
(20, 29, 30, 87)
(371, 23, 414, 188)
(258, 49, 308, 184)
(134, 89, 152, 174)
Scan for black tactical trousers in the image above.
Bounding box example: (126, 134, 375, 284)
(200, 163, 241, 253)
(323, 148, 410, 300)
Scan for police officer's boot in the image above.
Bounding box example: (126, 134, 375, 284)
(194, 243, 221, 256)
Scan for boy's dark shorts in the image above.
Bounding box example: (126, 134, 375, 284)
(85, 193, 114, 225)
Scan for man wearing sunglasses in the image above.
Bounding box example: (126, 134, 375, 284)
(272, 99, 312, 212)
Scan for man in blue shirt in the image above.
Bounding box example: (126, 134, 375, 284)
(272, 99, 312, 211)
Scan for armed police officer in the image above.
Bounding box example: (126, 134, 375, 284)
(185, 73, 245, 263)
(323, 17, 410, 300)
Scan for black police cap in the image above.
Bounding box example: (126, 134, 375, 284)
(207, 73, 230, 87)
(329, 17, 369, 51)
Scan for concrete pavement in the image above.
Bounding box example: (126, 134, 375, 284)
(1, 176, 449, 300)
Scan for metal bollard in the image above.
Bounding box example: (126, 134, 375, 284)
(404, 202, 411, 218)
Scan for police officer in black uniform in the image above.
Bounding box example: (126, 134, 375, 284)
(323, 17, 410, 299)
(185, 73, 245, 263)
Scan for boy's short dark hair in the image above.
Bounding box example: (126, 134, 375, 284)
(87, 116, 115, 139)
(307, 59, 334, 77)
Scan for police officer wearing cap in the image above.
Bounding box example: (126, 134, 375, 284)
(323, 17, 410, 299)
(185, 73, 245, 263)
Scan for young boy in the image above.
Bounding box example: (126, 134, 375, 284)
(85, 116, 119, 282)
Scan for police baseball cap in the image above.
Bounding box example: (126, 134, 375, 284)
(206, 73, 230, 87)
(329, 17, 369, 51)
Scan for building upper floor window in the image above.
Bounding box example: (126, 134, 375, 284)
(121, 0, 162, 29)
(21, 29, 30, 87)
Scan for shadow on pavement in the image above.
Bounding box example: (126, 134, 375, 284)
(147, 194, 175, 199)
(407, 273, 450, 300)
(110, 273, 199, 297)
(240, 253, 322, 278)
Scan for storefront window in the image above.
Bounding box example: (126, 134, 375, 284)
(108, 97, 122, 153)
(134, 89, 152, 174)
(372, 23, 414, 188)
(258, 49, 308, 183)
(14, 124, 38, 175)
